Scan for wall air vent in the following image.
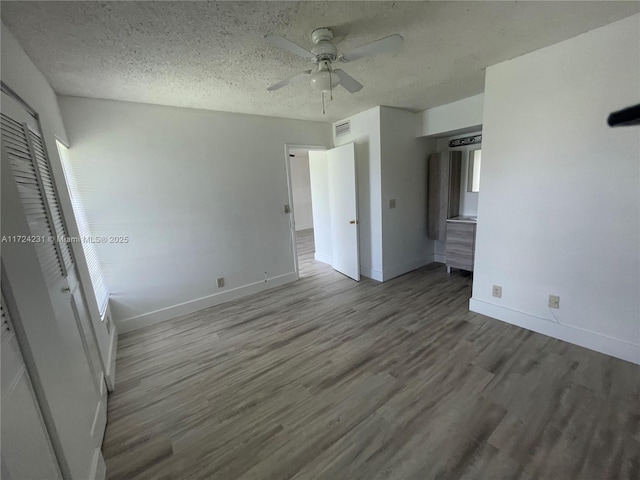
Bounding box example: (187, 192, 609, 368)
(335, 120, 351, 137)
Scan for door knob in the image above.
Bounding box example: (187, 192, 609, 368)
(62, 287, 71, 293)
(349, 220, 359, 224)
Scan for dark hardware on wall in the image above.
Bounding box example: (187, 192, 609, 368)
(608, 104, 640, 127)
(448, 134, 482, 148)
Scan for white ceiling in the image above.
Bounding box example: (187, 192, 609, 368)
(2, 1, 638, 122)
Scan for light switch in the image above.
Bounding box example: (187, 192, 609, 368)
(389, 199, 396, 209)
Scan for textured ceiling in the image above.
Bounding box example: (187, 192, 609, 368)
(2, 1, 639, 122)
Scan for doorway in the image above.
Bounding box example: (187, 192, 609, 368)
(285, 143, 360, 282)
(286, 145, 325, 278)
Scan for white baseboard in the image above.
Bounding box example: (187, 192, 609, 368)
(116, 272, 298, 334)
(314, 252, 332, 265)
(382, 254, 434, 281)
(469, 298, 640, 365)
(360, 266, 383, 282)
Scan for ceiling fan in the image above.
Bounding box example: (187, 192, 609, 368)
(265, 27, 403, 110)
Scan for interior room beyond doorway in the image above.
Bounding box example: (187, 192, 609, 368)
(288, 146, 320, 278)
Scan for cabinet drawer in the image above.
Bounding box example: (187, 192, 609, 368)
(446, 222, 476, 271)
(446, 222, 475, 242)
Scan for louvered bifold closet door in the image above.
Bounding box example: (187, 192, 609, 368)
(28, 129, 74, 272)
(1, 113, 68, 287)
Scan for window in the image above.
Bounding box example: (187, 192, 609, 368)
(56, 141, 109, 316)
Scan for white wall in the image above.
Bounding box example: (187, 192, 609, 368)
(333, 107, 383, 280)
(1, 24, 106, 479)
(332, 106, 438, 281)
(416, 94, 484, 138)
(59, 97, 331, 332)
(471, 14, 640, 364)
(289, 152, 314, 231)
(380, 107, 435, 280)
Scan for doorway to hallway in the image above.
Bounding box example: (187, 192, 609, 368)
(287, 146, 321, 278)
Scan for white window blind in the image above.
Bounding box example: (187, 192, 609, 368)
(56, 141, 110, 316)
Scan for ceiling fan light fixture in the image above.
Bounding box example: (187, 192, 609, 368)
(309, 60, 339, 92)
(310, 69, 339, 92)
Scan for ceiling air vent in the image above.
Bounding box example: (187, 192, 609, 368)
(335, 120, 351, 137)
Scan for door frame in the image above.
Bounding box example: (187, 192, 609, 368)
(283, 144, 327, 277)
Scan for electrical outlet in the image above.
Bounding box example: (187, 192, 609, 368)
(389, 199, 396, 209)
(217, 277, 225, 288)
(548, 295, 560, 309)
(492, 285, 502, 298)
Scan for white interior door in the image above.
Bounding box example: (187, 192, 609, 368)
(327, 143, 360, 281)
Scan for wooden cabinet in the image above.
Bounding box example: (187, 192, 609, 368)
(427, 151, 462, 241)
(445, 220, 477, 272)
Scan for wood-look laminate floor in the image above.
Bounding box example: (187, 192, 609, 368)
(104, 229, 640, 480)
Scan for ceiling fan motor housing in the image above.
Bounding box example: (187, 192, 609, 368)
(311, 27, 334, 44)
(311, 28, 337, 62)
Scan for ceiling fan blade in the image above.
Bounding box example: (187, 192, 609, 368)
(340, 34, 403, 63)
(265, 34, 315, 60)
(334, 69, 363, 93)
(267, 70, 312, 91)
